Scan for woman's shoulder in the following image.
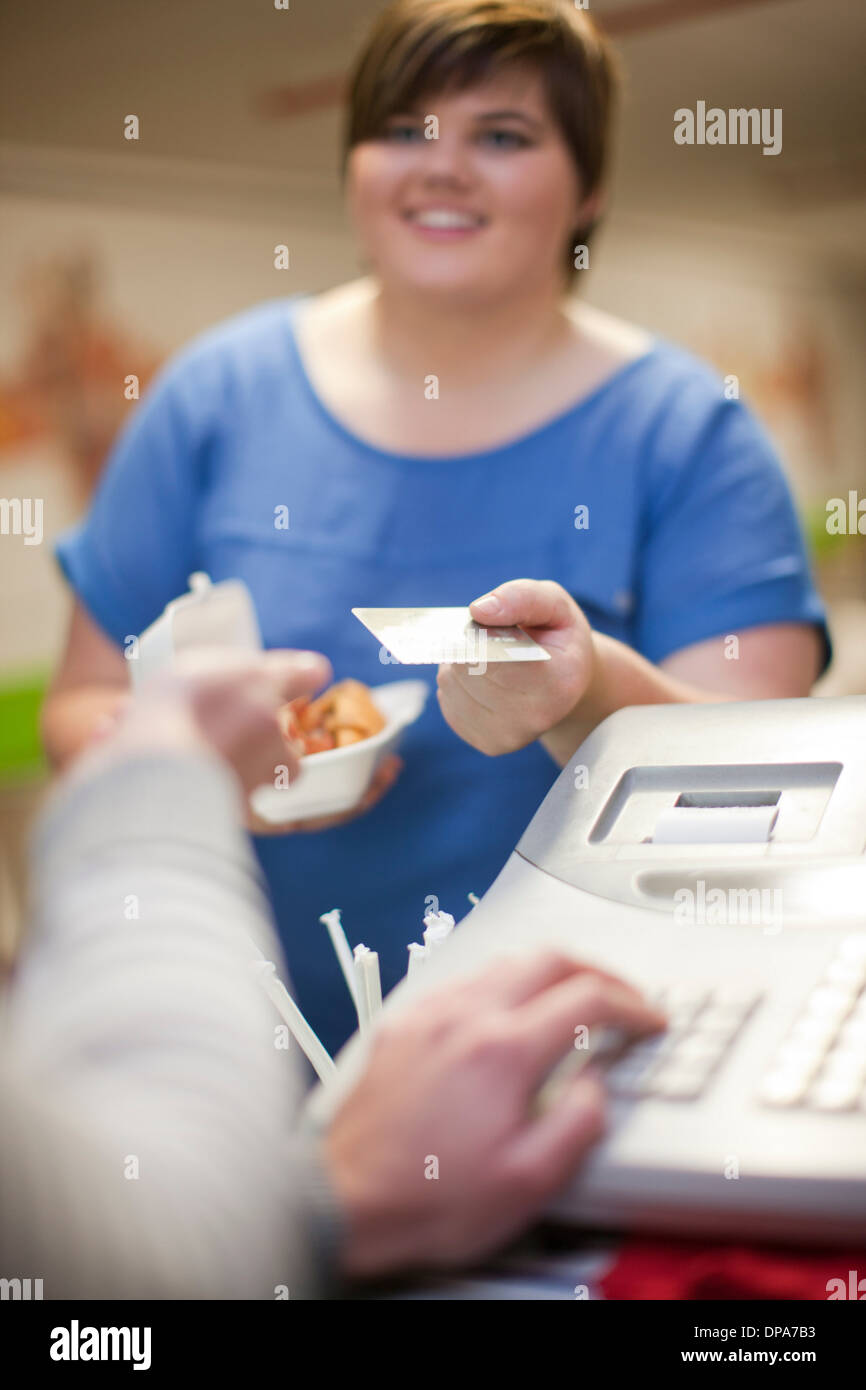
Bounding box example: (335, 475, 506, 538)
(164, 284, 369, 401)
(565, 300, 653, 365)
(567, 305, 778, 490)
(127, 298, 308, 438)
(567, 300, 727, 399)
(170, 297, 303, 374)
(560, 305, 748, 468)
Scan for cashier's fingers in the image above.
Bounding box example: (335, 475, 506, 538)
(258, 649, 333, 705)
(510, 970, 667, 1091)
(450, 951, 652, 1013)
(167, 647, 332, 706)
(146, 647, 332, 793)
(499, 1070, 607, 1198)
(442, 952, 583, 1011)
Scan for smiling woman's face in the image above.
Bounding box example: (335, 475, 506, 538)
(346, 65, 588, 305)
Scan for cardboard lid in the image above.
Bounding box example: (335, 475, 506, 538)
(130, 572, 263, 687)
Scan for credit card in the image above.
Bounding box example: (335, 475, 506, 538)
(351, 607, 551, 666)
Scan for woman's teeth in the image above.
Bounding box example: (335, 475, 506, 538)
(408, 210, 484, 228)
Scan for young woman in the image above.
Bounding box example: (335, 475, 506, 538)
(43, 0, 829, 1055)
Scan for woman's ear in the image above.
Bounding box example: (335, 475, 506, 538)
(577, 188, 606, 229)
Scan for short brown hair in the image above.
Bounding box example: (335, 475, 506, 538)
(343, 0, 619, 278)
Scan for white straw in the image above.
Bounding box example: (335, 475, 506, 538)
(250, 957, 336, 1085)
(407, 942, 428, 976)
(363, 948, 382, 1018)
(320, 908, 360, 1013)
(353, 944, 373, 1036)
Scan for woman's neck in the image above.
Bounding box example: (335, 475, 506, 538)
(364, 277, 574, 389)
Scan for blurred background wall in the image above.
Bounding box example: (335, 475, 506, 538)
(1, 0, 865, 956)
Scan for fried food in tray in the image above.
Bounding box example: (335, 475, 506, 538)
(279, 678, 386, 754)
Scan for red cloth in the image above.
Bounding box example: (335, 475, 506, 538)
(600, 1238, 866, 1300)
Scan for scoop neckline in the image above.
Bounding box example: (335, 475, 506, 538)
(281, 294, 661, 467)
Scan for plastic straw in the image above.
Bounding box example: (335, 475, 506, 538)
(250, 957, 336, 1085)
(407, 942, 428, 976)
(320, 908, 360, 1012)
(363, 948, 382, 1018)
(353, 944, 372, 1035)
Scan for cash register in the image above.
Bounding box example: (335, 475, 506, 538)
(314, 695, 866, 1245)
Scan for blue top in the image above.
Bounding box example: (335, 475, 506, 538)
(54, 295, 831, 1055)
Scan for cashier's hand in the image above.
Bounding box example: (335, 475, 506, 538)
(98, 646, 332, 797)
(326, 952, 666, 1280)
(437, 579, 594, 755)
(91, 647, 402, 834)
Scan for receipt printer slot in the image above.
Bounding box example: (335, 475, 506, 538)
(589, 763, 841, 846)
(675, 791, 780, 809)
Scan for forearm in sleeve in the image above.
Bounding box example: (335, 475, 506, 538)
(0, 750, 343, 1298)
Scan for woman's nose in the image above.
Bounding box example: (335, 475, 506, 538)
(415, 134, 476, 186)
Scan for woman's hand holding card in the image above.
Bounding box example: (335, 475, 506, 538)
(436, 579, 597, 758)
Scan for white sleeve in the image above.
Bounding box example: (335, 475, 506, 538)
(0, 749, 343, 1299)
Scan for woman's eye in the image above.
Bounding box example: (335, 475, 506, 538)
(383, 123, 423, 143)
(479, 129, 531, 149)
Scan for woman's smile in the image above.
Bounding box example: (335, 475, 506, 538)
(402, 205, 490, 239)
